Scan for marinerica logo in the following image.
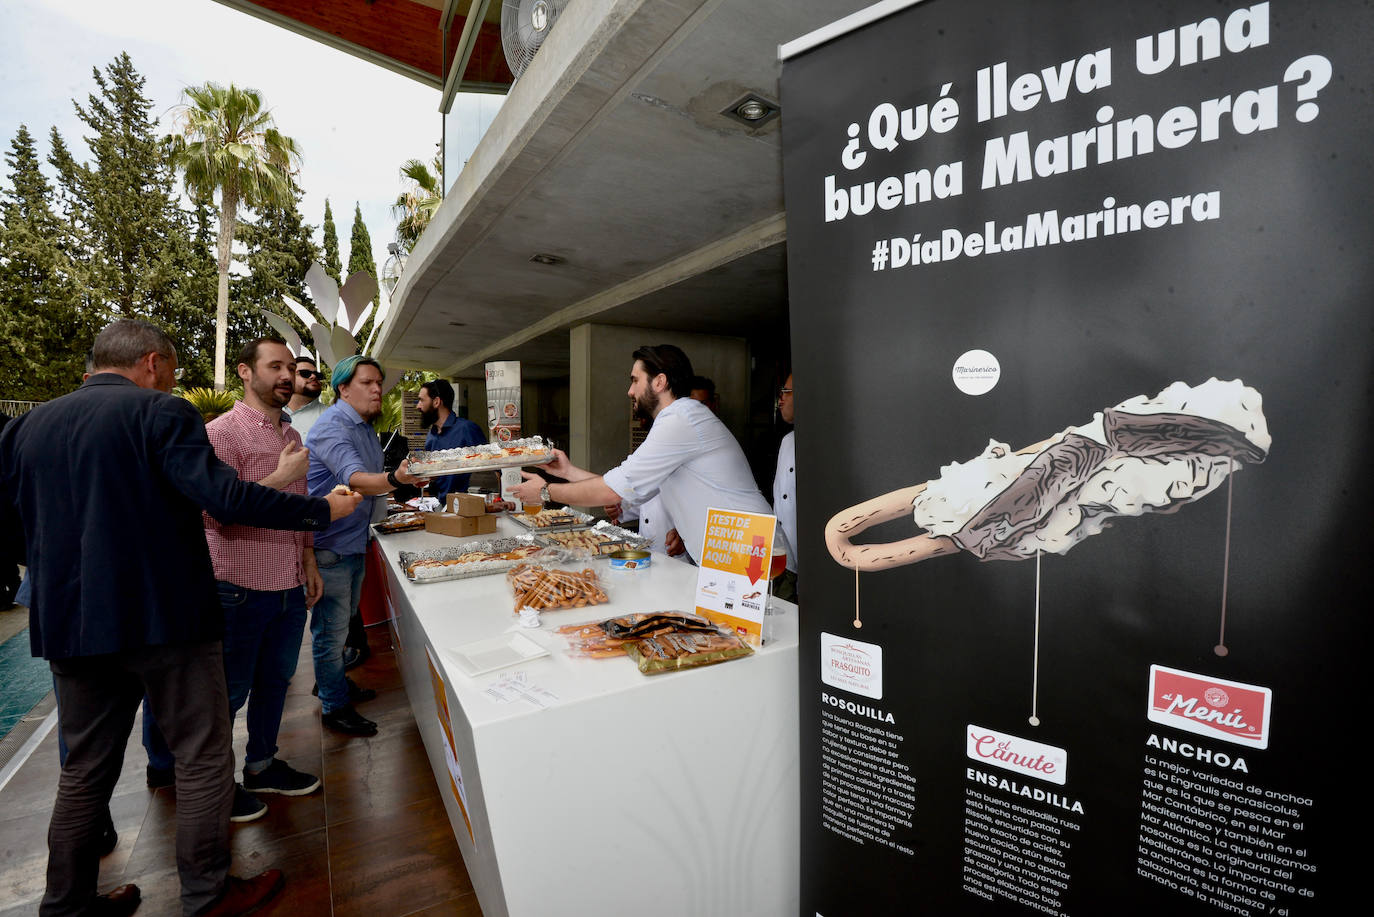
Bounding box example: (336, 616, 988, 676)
(965, 725, 1066, 786)
(1147, 665, 1271, 749)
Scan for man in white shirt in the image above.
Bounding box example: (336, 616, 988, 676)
(605, 375, 720, 557)
(513, 346, 773, 563)
(773, 373, 798, 601)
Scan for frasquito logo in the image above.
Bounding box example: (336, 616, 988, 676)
(1147, 665, 1271, 749)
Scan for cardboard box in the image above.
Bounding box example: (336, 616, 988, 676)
(446, 493, 486, 517)
(424, 512, 498, 537)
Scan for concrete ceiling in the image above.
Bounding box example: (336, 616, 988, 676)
(376, 0, 866, 380)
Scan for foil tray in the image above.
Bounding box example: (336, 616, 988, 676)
(535, 520, 650, 556)
(398, 535, 553, 584)
(507, 505, 595, 534)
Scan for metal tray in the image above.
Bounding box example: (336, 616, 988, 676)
(398, 536, 552, 584)
(406, 437, 554, 479)
(372, 512, 427, 535)
(535, 520, 650, 555)
(506, 505, 596, 533)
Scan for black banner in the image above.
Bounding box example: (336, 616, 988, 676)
(781, 1, 1371, 914)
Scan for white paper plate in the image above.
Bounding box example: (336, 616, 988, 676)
(446, 632, 549, 677)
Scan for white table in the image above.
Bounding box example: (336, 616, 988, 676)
(374, 517, 800, 917)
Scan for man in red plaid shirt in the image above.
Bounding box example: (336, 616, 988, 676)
(201, 337, 326, 822)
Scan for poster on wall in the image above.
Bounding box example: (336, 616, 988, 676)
(780, 0, 1369, 914)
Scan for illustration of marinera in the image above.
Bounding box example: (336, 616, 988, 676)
(824, 378, 1270, 571)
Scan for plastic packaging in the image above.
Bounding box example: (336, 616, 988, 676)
(624, 630, 754, 675)
(507, 564, 609, 612)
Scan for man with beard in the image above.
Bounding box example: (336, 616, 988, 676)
(285, 354, 325, 439)
(199, 337, 327, 820)
(513, 345, 773, 564)
(416, 378, 487, 502)
(305, 355, 421, 736)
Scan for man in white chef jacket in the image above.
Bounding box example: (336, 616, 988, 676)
(512, 345, 776, 564)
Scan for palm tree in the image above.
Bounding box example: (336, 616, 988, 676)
(392, 154, 443, 253)
(167, 83, 300, 390)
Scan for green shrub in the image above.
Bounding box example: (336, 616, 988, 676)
(182, 387, 239, 423)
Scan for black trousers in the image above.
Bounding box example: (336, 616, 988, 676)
(43, 641, 234, 917)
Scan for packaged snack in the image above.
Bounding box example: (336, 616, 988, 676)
(624, 630, 754, 675)
(507, 564, 609, 612)
(557, 612, 724, 659)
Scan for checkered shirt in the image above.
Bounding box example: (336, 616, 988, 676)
(202, 401, 312, 590)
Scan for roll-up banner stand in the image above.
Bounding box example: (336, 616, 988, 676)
(486, 361, 522, 500)
(780, 1, 1369, 914)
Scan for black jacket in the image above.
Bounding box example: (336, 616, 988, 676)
(0, 374, 331, 659)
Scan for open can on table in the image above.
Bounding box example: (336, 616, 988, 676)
(608, 549, 651, 571)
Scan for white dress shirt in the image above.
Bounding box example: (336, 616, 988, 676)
(773, 431, 797, 573)
(603, 397, 773, 563)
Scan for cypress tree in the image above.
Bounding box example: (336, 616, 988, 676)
(0, 125, 92, 399)
(346, 202, 381, 343)
(66, 53, 186, 318)
(321, 198, 342, 284)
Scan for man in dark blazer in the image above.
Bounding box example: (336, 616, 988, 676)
(0, 319, 362, 917)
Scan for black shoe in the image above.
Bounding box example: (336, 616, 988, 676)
(97, 813, 118, 858)
(230, 784, 267, 823)
(146, 764, 175, 789)
(89, 883, 140, 916)
(243, 758, 320, 796)
(342, 646, 370, 670)
(321, 705, 377, 737)
(311, 676, 376, 704)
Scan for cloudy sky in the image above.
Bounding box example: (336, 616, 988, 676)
(1, 0, 502, 301)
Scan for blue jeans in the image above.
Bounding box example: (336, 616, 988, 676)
(218, 582, 308, 770)
(311, 550, 365, 714)
(140, 582, 307, 772)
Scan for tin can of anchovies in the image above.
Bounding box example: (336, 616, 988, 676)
(608, 549, 651, 571)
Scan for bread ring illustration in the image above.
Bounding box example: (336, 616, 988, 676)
(825, 378, 1270, 571)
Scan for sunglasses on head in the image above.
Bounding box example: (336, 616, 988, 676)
(297, 369, 320, 379)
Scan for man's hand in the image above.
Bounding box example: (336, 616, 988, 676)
(543, 448, 575, 479)
(604, 501, 623, 524)
(512, 472, 546, 504)
(302, 552, 324, 608)
(664, 528, 685, 557)
(324, 489, 364, 521)
(259, 441, 310, 490)
(393, 457, 422, 487)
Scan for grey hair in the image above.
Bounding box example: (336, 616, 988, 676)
(91, 319, 176, 370)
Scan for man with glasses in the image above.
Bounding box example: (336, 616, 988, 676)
(285, 355, 325, 439)
(1, 319, 362, 917)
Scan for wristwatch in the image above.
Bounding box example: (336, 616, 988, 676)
(387, 470, 401, 491)
(540, 484, 551, 504)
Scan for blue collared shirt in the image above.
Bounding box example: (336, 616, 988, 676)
(424, 411, 488, 501)
(306, 400, 384, 554)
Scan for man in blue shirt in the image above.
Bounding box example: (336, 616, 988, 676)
(416, 378, 488, 501)
(305, 356, 420, 736)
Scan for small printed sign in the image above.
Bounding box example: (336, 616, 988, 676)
(966, 724, 1067, 786)
(1147, 665, 1272, 749)
(694, 507, 778, 645)
(820, 633, 884, 699)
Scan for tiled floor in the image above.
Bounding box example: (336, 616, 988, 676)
(0, 628, 482, 917)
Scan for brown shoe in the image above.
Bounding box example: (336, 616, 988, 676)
(90, 883, 140, 916)
(195, 869, 284, 916)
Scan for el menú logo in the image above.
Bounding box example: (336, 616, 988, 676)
(1147, 665, 1271, 749)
